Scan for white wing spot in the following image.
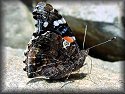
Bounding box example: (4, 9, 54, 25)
(58, 19, 63, 24)
(61, 18, 66, 23)
(72, 36, 76, 40)
(43, 21, 48, 27)
(31, 36, 35, 40)
(63, 40, 70, 49)
(53, 21, 59, 26)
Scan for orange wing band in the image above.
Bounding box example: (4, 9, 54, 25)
(63, 36, 74, 43)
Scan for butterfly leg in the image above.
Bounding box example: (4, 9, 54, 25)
(61, 73, 74, 88)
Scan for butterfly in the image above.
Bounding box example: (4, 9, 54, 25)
(23, 2, 116, 80)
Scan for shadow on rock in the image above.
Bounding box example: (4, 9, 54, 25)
(26, 73, 87, 84)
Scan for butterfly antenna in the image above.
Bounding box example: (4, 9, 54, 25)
(87, 37, 116, 50)
(83, 25, 87, 49)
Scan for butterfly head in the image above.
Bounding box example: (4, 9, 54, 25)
(33, 2, 53, 20)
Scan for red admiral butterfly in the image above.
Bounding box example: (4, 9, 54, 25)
(23, 2, 116, 80)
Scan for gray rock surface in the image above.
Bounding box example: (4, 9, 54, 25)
(2, 1, 34, 48)
(2, 47, 124, 93)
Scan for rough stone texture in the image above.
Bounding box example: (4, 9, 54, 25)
(1, 47, 124, 93)
(2, 1, 34, 48)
